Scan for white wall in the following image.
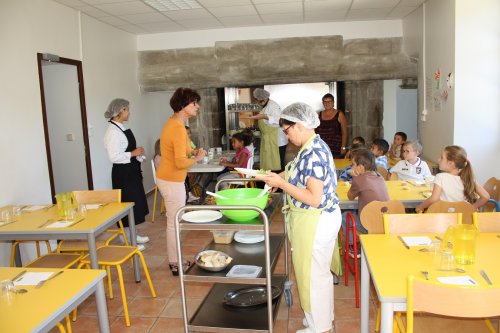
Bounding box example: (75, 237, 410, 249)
(138, 20, 402, 50)
(454, 0, 500, 183)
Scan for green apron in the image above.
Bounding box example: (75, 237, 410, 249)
(258, 119, 280, 170)
(284, 135, 341, 313)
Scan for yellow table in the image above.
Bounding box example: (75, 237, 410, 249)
(0, 203, 138, 332)
(360, 233, 500, 333)
(0, 267, 107, 333)
(336, 180, 429, 209)
(334, 158, 352, 170)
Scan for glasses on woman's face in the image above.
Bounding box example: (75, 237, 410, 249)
(282, 124, 295, 135)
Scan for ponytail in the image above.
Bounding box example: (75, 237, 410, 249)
(445, 146, 478, 203)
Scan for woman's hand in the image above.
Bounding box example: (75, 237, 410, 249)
(263, 172, 285, 189)
(131, 147, 144, 157)
(193, 148, 207, 162)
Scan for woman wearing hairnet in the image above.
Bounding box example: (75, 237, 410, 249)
(262, 103, 341, 333)
(252, 88, 288, 171)
(103, 98, 150, 250)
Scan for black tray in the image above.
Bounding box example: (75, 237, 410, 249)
(223, 285, 281, 307)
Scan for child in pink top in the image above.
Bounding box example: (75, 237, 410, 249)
(217, 132, 251, 189)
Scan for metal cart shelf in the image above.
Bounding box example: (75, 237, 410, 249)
(174, 186, 289, 333)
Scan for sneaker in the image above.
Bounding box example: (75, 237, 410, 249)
(302, 318, 308, 327)
(136, 235, 150, 244)
(296, 328, 313, 333)
(137, 244, 146, 252)
(187, 192, 200, 203)
(333, 273, 339, 285)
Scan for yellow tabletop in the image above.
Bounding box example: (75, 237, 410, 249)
(0, 267, 106, 333)
(336, 180, 429, 209)
(0, 203, 133, 234)
(360, 233, 500, 333)
(334, 158, 352, 170)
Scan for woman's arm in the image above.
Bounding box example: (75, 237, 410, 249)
(416, 184, 442, 212)
(338, 111, 348, 153)
(264, 172, 324, 208)
(473, 182, 491, 209)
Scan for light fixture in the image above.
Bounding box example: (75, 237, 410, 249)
(143, 0, 202, 11)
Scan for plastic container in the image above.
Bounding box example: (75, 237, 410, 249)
(212, 230, 235, 244)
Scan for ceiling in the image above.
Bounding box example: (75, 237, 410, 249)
(53, 0, 425, 35)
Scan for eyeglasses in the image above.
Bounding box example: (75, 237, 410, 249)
(282, 124, 295, 135)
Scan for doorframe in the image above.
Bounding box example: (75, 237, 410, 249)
(37, 53, 94, 200)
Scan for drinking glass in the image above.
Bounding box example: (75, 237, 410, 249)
(438, 250, 455, 271)
(12, 206, 22, 217)
(1, 210, 12, 223)
(78, 204, 88, 217)
(1, 280, 16, 301)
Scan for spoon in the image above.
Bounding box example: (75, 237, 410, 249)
(14, 288, 28, 294)
(205, 191, 229, 200)
(257, 184, 271, 198)
(437, 268, 466, 273)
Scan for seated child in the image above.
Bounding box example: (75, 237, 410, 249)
(342, 148, 390, 242)
(416, 145, 490, 212)
(344, 136, 365, 160)
(389, 139, 432, 181)
(388, 131, 407, 160)
(371, 138, 389, 170)
(216, 132, 251, 189)
(338, 143, 365, 181)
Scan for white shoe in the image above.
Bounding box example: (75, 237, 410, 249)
(187, 192, 200, 203)
(302, 318, 308, 327)
(136, 235, 150, 244)
(137, 244, 146, 252)
(296, 328, 313, 333)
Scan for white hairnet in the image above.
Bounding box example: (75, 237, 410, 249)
(281, 102, 320, 129)
(104, 98, 129, 119)
(253, 88, 270, 101)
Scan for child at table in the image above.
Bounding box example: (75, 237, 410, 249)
(416, 145, 490, 212)
(338, 142, 365, 181)
(389, 140, 432, 182)
(342, 148, 389, 241)
(344, 136, 365, 159)
(216, 132, 251, 189)
(371, 138, 390, 170)
(388, 131, 407, 160)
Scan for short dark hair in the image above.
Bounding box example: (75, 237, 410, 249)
(170, 87, 201, 112)
(372, 138, 389, 154)
(352, 148, 376, 171)
(279, 118, 295, 127)
(322, 93, 334, 101)
(232, 132, 251, 146)
(352, 136, 365, 146)
(395, 131, 407, 141)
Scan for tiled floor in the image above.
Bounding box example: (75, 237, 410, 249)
(65, 194, 378, 333)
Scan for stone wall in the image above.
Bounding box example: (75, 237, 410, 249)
(139, 35, 416, 91)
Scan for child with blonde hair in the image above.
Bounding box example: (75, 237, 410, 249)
(416, 145, 489, 212)
(389, 140, 432, 181)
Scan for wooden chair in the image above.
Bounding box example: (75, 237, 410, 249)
(483, 177, 499, 212)
(426, 200, 476, 225)
(10, 240, 52, 267)
(472, 212, 500, 232)
(397, 275, 500, 333)
(360, 200, 405, 234)
(57, 190, 128, 254)
(79, 246, 156, 326)
(151, 160, 165, 222)
(377, 166, 389, 180)
(384, 213, 462, 235)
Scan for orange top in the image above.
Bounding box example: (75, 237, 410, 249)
(157, 116, 195, 182)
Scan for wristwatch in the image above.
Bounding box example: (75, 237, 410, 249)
(341, 146, 346, 150)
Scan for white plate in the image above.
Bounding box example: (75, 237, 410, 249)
(234, 231, 265, 244)
(182, 210, 223, 223)
(234, 168, 268, 178)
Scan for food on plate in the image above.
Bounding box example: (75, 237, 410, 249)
(256, 169, 270, 175)
(199, 252, 232, 268)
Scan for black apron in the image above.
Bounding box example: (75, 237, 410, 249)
(110, 121, 149, 227)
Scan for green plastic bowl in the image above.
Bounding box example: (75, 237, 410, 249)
(214, 188, 269, 222)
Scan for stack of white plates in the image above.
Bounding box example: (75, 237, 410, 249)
(234, 231, 265, 244)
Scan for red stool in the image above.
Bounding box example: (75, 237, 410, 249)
(343, 211, 360, 308)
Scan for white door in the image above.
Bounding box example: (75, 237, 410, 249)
(42, 62, 89, 193)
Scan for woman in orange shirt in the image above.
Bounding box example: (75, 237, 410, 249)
(157, 87, 206, 275)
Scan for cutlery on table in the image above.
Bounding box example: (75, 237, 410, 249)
(11, 270, 27, 283)
(0, 221, 17, 228)
(38, 219, 54, 228)
(421, 271, 429, 280)
(437, 268, 466, 273)
(397, 236, 410, 250)
(480, 270, 492, 285)
(35, 271, 64, 288)
(69, 218, 85, 227)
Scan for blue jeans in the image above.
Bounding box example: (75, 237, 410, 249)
(341, 210, 367, 244)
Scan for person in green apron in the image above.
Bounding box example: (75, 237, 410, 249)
(252, 88, 288, 171)
(262, 102, 341, 333)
